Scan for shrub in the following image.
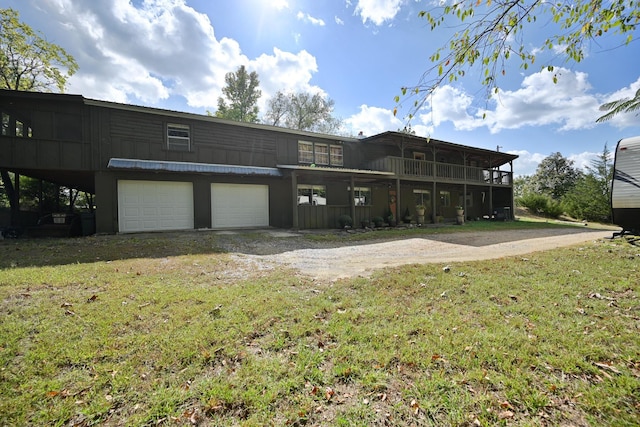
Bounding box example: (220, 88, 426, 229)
(517, 193, 563, 218)
(372, 216, 384, 227)
(337, 214, 353, 228)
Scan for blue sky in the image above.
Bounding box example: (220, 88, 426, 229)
(7, 0, 640, 175)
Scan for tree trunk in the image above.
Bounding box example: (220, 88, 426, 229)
(1, 169, 19, 226)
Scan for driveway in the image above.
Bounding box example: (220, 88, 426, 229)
(246, 228, 615, 281)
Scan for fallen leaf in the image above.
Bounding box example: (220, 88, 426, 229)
(500, 400, 514, 410)
(87, 294, 98, 302)
(410, 399, 420, 414)
(325, 387, 335, 401)
(498, 410, 515, 420)
(61, 302, 72, 308)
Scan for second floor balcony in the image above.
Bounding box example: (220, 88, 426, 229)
(369, 156, 513, 186)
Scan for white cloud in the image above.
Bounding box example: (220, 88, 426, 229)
(485, 68, 601, 133)
(335, 16, 345, 25)
(23, 0, 324, 114)
(509, 150, 547, 177)
(271, 0, 289, 10)
(419, 86, 485, 131)
(414, 68, 616, 135)
(344, 105, 404, 136)
(296, 11, 326, 26)
(354, 0, 404, 26)
(597, 76, 640, 128)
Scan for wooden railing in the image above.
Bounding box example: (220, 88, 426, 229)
(368, 157, 512, 186)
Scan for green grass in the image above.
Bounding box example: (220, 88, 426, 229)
(0, 225, 638, 426)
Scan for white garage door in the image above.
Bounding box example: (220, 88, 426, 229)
(211, 183, 269, 228)
(118, 180, 194, 233)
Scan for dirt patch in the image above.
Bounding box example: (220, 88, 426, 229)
(232, 228, 614, 281)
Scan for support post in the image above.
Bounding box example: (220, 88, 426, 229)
(291, 171, 298, 230)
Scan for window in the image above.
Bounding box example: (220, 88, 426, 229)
(315, 144, 329, 165)
(349, 186, 371, 205)
(1, 113, 9, 136)
(1, 111, 32, 138)
(298, 141, 314, 163)
(330, 145, 343, 166)
(413, 152, 426, 161)
(413, 189, 430, 206)
(297, 184, 326, 205)
(298, 141, 343, 166)
(167, 124, 190, 151)
(439, 190, 451, 207)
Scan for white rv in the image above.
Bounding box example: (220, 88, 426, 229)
(611, 136, 640, 235)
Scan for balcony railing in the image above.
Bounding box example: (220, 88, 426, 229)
(368, 156, 512, 186)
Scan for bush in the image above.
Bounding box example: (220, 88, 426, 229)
(337, 214, 353, 228)
(372, 216, 384, 227)
(516, 193, 563, 218)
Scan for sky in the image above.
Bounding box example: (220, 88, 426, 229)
(6, 0, 640, 176)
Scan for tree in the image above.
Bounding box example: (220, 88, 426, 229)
(529, 152, 581, 200)
(397, 1, 640, 118)
(0, 8, 78, 91)
(596, 88, 640, 123)
(214, 65, 261, 123)
(264, 91, 342, 134)
(1, 8, 78, 226)
(562, 144, 613, 222)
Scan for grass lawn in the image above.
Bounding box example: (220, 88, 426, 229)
(0, 222, 638, 426)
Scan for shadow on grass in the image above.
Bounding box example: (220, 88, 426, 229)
(0, 219, 615, 269)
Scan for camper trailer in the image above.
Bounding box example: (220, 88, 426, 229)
(611, 136, 640, 235)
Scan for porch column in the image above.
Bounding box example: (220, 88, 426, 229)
(350, 175, 355, 223)
(463, 153, 467, 212)
(395, 178, 401, 220)
(291, 171, 299, 230)
(510, 160, 515, 220)
(432, 181, 437, 223)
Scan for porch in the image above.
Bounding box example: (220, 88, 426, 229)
(368, 157, 513, 186)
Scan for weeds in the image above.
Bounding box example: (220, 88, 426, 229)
(0, 229, 638, 426)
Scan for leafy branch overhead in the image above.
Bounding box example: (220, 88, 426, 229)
(0, 8, 78, 92)
(395, 0, 639, 119)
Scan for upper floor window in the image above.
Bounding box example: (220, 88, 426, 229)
(298, 141, 343, 166)
(2, 111, 32, 138)
(330, 145, 343, 166)
(167, 123, 190, 151)
(315, 144, 328, 165)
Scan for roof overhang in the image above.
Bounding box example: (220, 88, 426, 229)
(108, 158, 283, 177)
(277, 164, 395, 179)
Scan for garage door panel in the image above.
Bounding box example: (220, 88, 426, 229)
(211, 183, 269, 228)
(118, 180, 194, 233)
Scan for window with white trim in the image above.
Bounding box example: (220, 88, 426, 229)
(315, 144, 329, 165)
(298, 141, 314, 163)
(298, 141, 343, 166)
(413, 189, 430, 206)
(297, 184, 326, 205)
(349, 186, 371, 206)
(167, 123, 190, 151)
(330, 145, 343, 166)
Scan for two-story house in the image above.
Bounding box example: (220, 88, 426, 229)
(0, 89, 517, 234)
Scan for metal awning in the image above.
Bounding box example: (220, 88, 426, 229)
(107, 158, 283, 176)
(277, 164, 394, 177)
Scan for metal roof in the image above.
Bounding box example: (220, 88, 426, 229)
(108, 158, 283, 176)
(277, 164, 395, 176)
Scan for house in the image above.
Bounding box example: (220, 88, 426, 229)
(0, 89, 518, 234)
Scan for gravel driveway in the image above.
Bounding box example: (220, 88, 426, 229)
(225, 227, 615, 282)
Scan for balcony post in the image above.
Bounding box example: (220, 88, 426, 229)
(291, 171, 298, 230)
